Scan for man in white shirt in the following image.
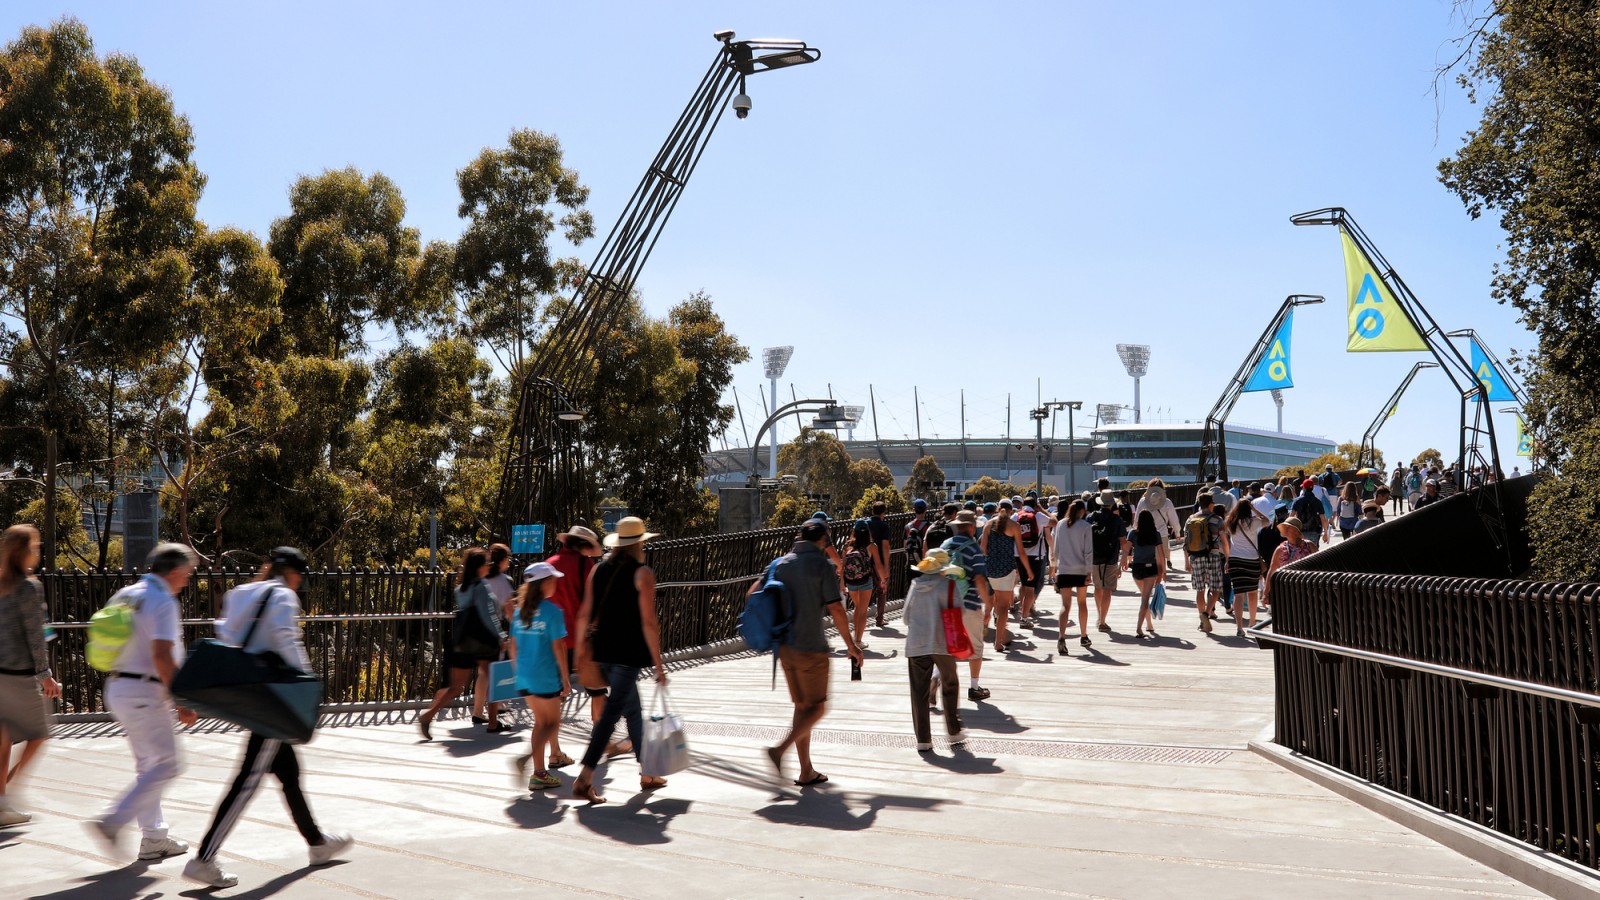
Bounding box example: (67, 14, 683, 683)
(88, 544, 200, 862)
(185, 547, 351, 888)
(1250, 483, 1277, 521)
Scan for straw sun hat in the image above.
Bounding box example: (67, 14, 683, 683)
(603, 516, 659, 549)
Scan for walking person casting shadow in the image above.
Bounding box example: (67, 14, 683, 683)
(571, 517, 669, 805)
(419, 547, 506, 741)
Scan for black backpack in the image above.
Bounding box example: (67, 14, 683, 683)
(1257, 522, 1286, 561)
(924, 517, 953, 552)
(1293, 495, 1324, 531)
(905, 518, 930, 561)
(1090, 511, 1119, 565)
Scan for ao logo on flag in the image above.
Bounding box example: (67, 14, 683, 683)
(1354, 274, 1388, 338)
(1265, 339, 1288, 381)
(1477, 362, 1497, 394)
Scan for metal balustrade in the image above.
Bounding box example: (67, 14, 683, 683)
(1258, 476, 1600, 870)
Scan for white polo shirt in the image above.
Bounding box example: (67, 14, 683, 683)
(112, 574, 183, 677)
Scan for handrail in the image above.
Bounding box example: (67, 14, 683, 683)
(45, 611, 457, 630)
(1250, 620, 1600, 710)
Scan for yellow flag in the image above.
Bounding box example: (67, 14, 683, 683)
(1340, 228, 1429, 352)
(1386, 402, 1397, 419)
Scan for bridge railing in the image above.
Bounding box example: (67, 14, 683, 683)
(1257, 476, 1600, 870)
(37, 515, 921, 717)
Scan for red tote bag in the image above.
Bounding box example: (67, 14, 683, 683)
(942, 581, 974, 661)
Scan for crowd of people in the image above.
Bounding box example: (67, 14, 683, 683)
(0, 464, 1449, 888)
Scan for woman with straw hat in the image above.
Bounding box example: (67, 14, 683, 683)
(1261, 516, 1317, 608)
(902, 552, 968, 752)
(571, 517, 667, 804)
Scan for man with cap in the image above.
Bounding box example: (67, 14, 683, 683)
(1087, 489, 1129, 631)
(904, 498, 932, 565)
(87, 543, 201, 865)
(759, 520, 863, 788)
(940, 510, 991, 702)
(185, 547, 351, 888)
(1413, 478, 1442, 509)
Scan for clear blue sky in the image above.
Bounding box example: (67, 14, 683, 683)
(5, 1, 1532, 471)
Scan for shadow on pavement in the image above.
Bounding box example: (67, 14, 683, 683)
(505, 792, 569, 829)
(961, 705, 1029, 734)
(574, 795, 692, 845)
(28, 860, 161, 900)
(755, 788, 944, 831)
(438, 728, 521, 758)
(220, 863, 339, 899)
(921, 748, 1004, 774)
(1064, 647, 1130, 667)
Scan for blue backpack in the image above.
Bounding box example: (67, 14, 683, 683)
(737, 558, 792, 688)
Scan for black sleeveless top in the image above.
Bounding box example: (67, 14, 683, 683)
(590, 554, 652, 667)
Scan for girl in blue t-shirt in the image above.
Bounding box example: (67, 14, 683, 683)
(509, 562, 570, 791)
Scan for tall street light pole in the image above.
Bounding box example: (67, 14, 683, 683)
(763, 347, 794, 479)
(1064, 401, 1081, 493)
(1031, 401, 1079, 493)
(747, 399, 847, 527)
(1116, 345, 1150, 424)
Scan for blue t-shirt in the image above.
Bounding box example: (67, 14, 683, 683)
(511, 602, 568, 695)
(940, 534, 987, 611)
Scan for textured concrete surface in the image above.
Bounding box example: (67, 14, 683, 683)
(4, 564, 1545, 898)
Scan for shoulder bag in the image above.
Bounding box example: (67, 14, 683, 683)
(574, 559, 624, 692)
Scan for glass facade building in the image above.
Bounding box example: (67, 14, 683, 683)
(1090, 423, 1333, 487)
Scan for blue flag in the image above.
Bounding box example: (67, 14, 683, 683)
(1242, 309, 1294, 392)
(1470, 338, 1515, 402)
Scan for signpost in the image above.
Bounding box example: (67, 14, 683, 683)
(511, 523, 545, 555)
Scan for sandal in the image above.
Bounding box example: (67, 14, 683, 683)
(572, 780, 606, 804)
(793, 773, 829, 787)
(605, 740, 634, 758)
(640, 776, 668, 791)
(548, 752, 575, 768)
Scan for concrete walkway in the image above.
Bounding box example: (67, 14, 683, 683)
(5, 560, 1542, 898)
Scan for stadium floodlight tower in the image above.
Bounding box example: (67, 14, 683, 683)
(1096, 403, 1122, 426)
(1116, 344, 1150, 423)
(1271, 389, 1285, 433)
(763, 346, 794, 478)
(839, 405, 866, 441)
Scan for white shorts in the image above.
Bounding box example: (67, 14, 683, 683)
(962, 607, 986, 661)
(988, 571, 1019, 592)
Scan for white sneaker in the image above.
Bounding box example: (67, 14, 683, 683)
(948, 730, 970, 747)
(138, 835, 189, 860)
(0, 806, 30, 827)
(308, 831, 353, 866)
(182, 857, 239, 888)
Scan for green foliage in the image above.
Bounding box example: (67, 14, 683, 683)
(962, 476, 1006, 502)
(1336, 440, 1384, 471)
(904, 455, 946, 504)
(846, 458, 895, 501)
(1440, 2, 1600, 579)
(1412, 448, 1444, 469)
(852, 484, 907, 519)
(454, 129, 592, 371)
(778, 429, 855, 502)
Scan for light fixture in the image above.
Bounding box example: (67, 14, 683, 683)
(558, 408, 587, 421)
(1116, 344, 1150, 424)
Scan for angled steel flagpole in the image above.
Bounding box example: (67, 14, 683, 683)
(1357, 362, 1439, 470)
(1290, 208, 1501, 480)
(1197, 294, 1323, 481)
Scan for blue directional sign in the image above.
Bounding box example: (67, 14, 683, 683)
(511, 523, 545, 555)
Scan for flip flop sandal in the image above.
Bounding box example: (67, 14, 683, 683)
(793, 773, 830, 787)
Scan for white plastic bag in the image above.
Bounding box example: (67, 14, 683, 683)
(639, 686, 690, 777)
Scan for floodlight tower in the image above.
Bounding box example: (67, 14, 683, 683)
(763, 346, 794, 478)
(840, 405, 866, 441)
(1116, 344, 1150, 424)
(1271, 389, 1285, 433)
(1096, 403, 1122, 426)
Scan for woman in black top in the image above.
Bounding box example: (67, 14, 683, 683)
(571, 518, 667, 804)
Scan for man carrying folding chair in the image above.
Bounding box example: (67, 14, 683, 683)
(183, 547, 351, 889)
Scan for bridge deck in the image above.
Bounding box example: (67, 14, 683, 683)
(7, 559, 1538, 898)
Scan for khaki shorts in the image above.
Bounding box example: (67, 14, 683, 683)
(962, 607, 986, 661)
(1092, 563, 1120, 592)
(778, 645, 830, 707)
(988, 570, 1019, 592)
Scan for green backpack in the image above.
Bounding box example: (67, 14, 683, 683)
(87, 587, 141, 673)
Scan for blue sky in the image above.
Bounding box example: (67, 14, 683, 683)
(4, 1, 1531, 470)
